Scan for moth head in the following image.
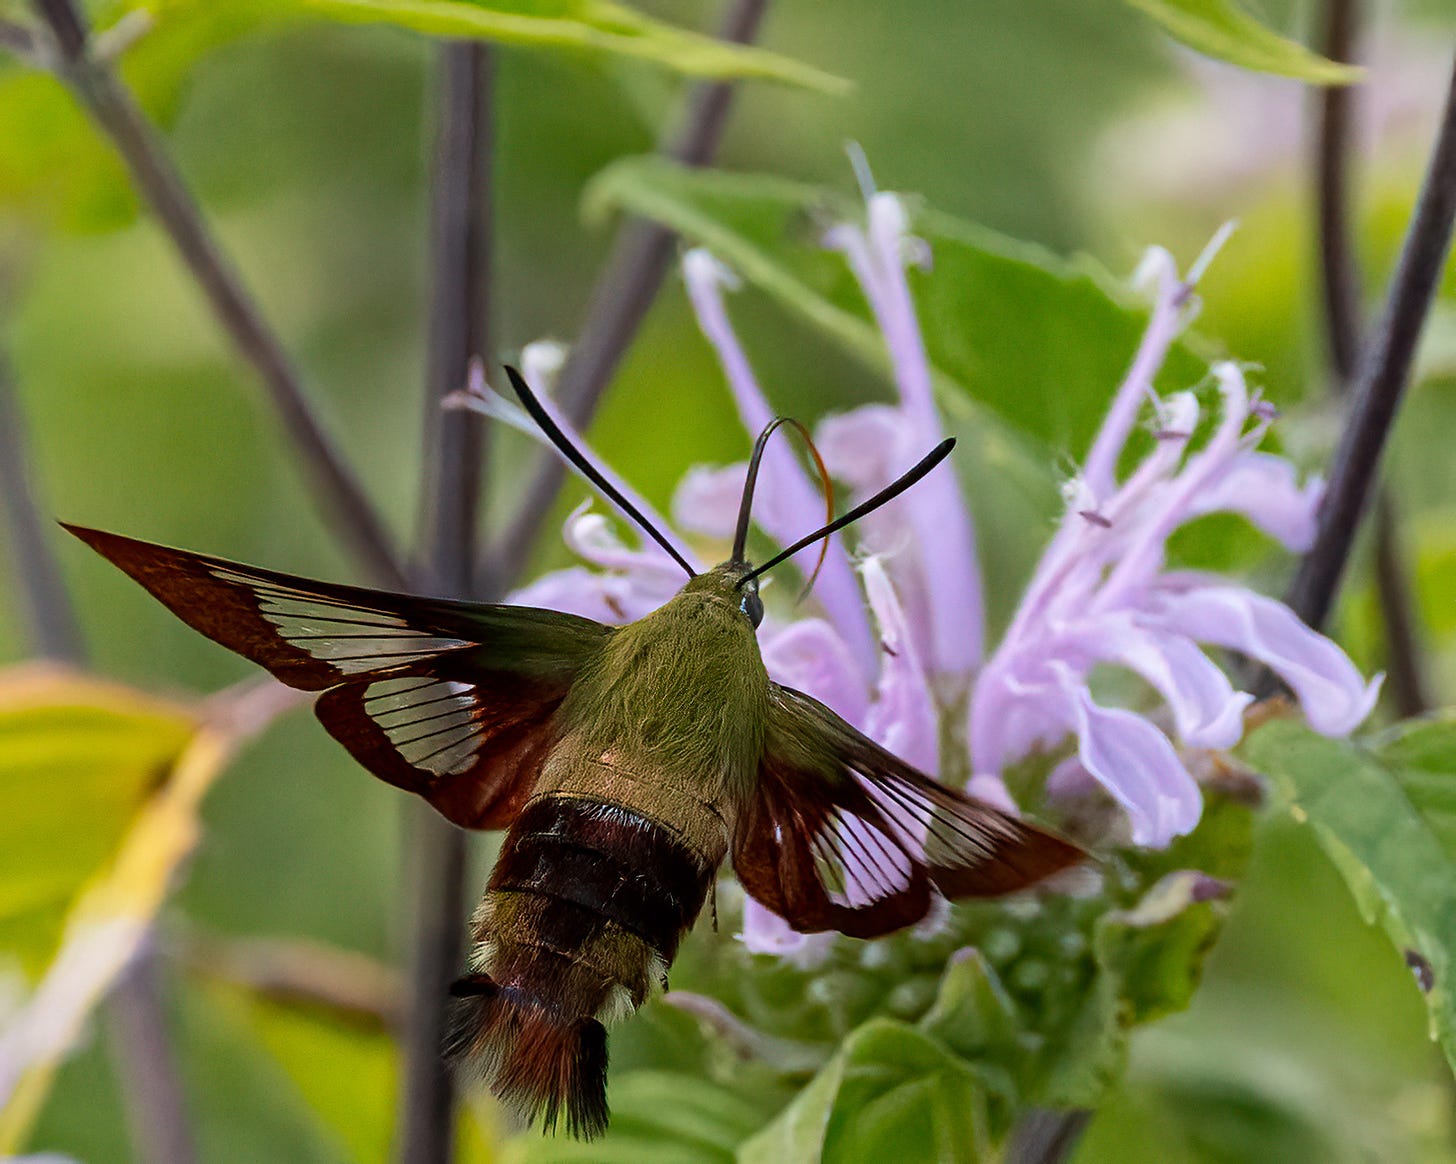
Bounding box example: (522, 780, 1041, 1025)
(683, 563, 763, 628)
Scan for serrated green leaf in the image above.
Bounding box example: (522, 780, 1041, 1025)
(738, 1019, 990, 1164)
(1244, 717, 1456, 1077)
(1121, 0, 1362, 84)
(270, 0, 846, 90)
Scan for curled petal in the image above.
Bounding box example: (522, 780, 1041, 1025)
(1065, 616, 1251, 749)
(760, 618, 871, 724)
(1144, 586, 1382, 736)
(1066, 680, 1203, 847)
(739, 898, 835, 968)
(521, 339, 569, 394)
(824, 198, 985, 674)
(672, 463, 747, 540)
(563, 510, 688, 580)
(1188, 452, 1324, 551)
(1082, 247, 1184, 500)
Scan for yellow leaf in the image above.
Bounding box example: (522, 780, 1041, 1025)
(0, 665, 282, 1152)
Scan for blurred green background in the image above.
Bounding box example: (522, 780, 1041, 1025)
(3, 0, 1456, 1159)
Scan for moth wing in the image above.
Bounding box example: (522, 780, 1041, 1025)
(732, 684, 1083, 939)
(66, 524, 609, 829)
(314, 662, 571, 829)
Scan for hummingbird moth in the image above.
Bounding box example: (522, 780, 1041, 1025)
(67, 368, 1082, 1139)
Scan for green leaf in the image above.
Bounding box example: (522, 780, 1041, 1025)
(265, 0, 846, 90)
(0, 665, 197, 976)
(195, 979, 501, 1163)
(1078, 1022, 1409, 1164)
(739, 1020, 991, 1164)
(1244, 717, 1456, 1077)
(1120, 0, 1362, 84)
(0, 664, 233, 1152)
(1099, 871, 1229, 1027)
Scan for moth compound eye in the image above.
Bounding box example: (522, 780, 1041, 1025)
(740, 588, 764, 628)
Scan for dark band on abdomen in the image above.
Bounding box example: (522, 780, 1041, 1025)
(451, 792, 720, 1137)
(490, 794, 713, 963)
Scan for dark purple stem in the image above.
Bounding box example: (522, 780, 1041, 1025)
(0, 352, 84, 663)
(1284, 50, 1456, 635)
(29, 0, 408, 589)
(486, 0, 770, 587)
(395, 39, 494, 1164)
(1311, 0, 1431, 714)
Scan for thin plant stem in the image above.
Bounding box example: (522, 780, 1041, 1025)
(0, 349, 198, 1163)
(395, 40, 494, 1164)
(1316, 0, 1364, 382)
(1004, 1109, 1093, 1164)
(1311, 0, 1431, 714)
(1371, 492, 1431, 714)
(106, 950, 201, 1164)
(0, 20, 37, 60)
(487, 0, 770, 587)
(1284, 49, 1456, 635)
(29, 0, 408, 589)
(0, 352, 84, 663)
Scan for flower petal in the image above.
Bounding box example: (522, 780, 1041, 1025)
(862, 558, 939, 773)
(760, 618, 871, 724)
(1064, 615, 1251, 748)
(672, 463, 748, 540)
(824, 197, 985, 675)
(563, 510, 687, 580)
(1081, 246, 1185, 501)
(683, 248, 877, 676)
(816, 405, 913, 495)
(739, 898, 835, 968)
(1187, 452, 1324, 551)
(1067, 681, 1203, 847)
(509, 566, 666, 625)
(968, 659, 1075, 776)
(1143, 585, 1382, 735)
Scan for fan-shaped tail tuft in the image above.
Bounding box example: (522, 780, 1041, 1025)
(447, 974, 609, 1140)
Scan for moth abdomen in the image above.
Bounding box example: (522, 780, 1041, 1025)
(450, 794, 715, 1138)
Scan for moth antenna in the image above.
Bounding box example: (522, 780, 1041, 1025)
(730, 419, 834, 601)
(503, 366, 697, 579)
(741, 438, 956, 587)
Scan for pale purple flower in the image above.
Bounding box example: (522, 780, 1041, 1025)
(820, 193, 985, 679)
(967, 240, 1381, 846)
(470, 182, 1379, 957)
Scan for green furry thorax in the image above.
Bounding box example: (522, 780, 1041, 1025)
(557, 563, 769, 801)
